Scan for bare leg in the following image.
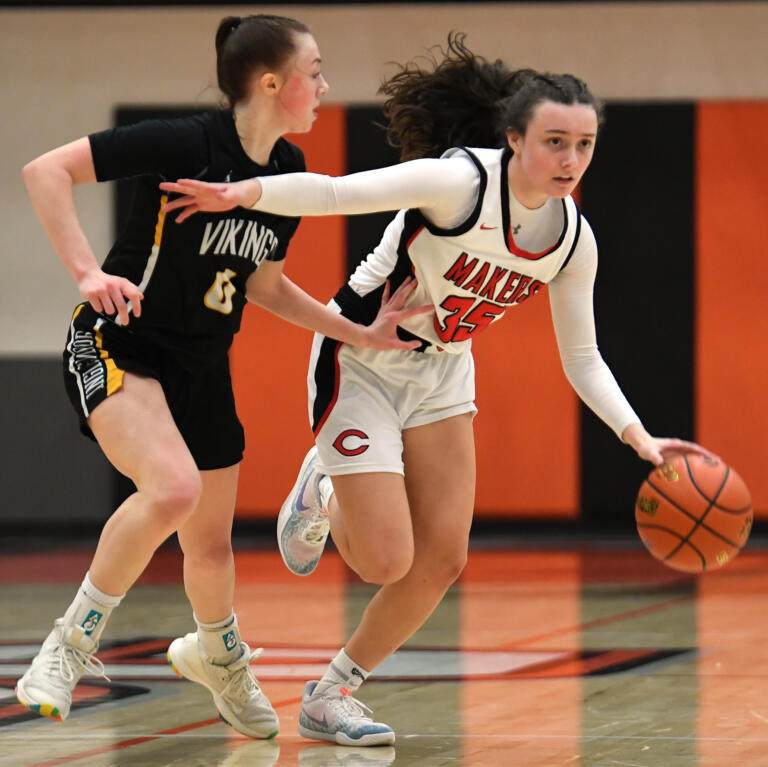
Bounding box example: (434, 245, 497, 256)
(332, 413, 476, 671)
(329, 472, 412, 582)
(177, 464, 239, 623)
(87, 373, 202, 595)
(166, 467, 280, 739)
(15, 372, 205, 722)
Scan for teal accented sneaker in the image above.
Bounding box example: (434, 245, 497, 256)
(298, 681, 395, 747)
(277, 446, 330, 576)
(167, 632, 279, 739)
(15, 618, 106, 721)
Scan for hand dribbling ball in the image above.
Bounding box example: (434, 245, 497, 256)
(635, 453, 752, 573)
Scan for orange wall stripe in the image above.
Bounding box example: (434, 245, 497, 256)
(472, 293, 580, 517)
(232, 106, 347, 516)
(696, 103, 768, 517)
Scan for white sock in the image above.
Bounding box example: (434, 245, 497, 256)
(314, 648, 370, 696)
(61, 571, 124, 642)
(318, 475, 334, 511)
(195, 612, 242, 665)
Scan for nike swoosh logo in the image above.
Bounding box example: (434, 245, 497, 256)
(480, 223, 497, 230)
(295, 472, 312, 511)
(296, 462, 312, 511)
(304, 710, 329, 728)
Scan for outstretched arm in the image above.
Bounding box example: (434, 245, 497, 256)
(246, 261, 431, 350)
(550, 222, 714, 467)
(23, 137, 143, 324)
(160, 157, 480, 226)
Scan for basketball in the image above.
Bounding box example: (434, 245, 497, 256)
(635, 453, 752, 573)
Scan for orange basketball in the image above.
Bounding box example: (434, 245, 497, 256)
(635, 453, 752, 573)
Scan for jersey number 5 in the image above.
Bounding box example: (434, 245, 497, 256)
(204, 269, 237, 315)
(434, 296, 505, 343)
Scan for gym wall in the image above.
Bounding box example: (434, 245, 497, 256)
(1, 2, 766, 528)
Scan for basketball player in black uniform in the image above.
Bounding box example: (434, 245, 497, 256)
(15, 14, 425, 738)
(162, 34, 713, 745)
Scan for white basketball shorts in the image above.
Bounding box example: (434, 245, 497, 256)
(307, 326, 477, 476)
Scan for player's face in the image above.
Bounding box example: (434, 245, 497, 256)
(277, 33, 330, 133)
(507, 100, 597, 208)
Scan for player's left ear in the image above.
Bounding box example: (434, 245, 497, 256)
(258, 71, 281, 96)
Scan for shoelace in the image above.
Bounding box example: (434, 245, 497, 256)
(301, 509, 329, 546)
(333, 689, 375, 722)
(225, 647, 264, 704)
(48, 642, 109, 684)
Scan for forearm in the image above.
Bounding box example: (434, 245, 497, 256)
(23, 159, 100, 282)
(248, 273, 367, 346)
(254, 159, 476, 218)
(161, 157, 479, 227)
(561, 349, 641, 439)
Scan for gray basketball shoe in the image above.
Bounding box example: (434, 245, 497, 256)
(277, 446, 331, 575)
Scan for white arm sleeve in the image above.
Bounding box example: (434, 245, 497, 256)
(255, 157, 481, 229)
(548, 218, 641, 440)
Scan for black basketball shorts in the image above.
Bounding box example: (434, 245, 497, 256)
(62, 303, 244, 470)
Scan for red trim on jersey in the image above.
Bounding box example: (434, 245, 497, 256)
(506, 229, 560, 260)
(313, 342, 342, 437)
(406, 225, 425, 251)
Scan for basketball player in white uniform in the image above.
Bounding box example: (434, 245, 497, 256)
(162, 35, 712, 746)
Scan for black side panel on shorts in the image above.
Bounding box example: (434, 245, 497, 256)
(311, 337, 341, 435)
(578, 103, 695, 527)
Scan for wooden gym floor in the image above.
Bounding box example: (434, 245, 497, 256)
(1, 533, 767, 766)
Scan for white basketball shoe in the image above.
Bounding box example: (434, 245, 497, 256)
(15, 618, 107, 721)
(167, 632, 279, 739)
(298, 681, 395, 746)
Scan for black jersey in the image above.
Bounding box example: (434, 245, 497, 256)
(88, 110, 304, 368)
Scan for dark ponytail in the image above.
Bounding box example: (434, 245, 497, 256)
(379, 32, 602, 161)
(215, 14, 311, 108)
(215, 16, 242, 53)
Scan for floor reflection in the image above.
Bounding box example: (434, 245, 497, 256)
(1, 543, 767, 766)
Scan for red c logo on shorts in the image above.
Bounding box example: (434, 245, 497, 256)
(333, 429, 370, 456)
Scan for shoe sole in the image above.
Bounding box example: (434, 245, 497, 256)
(15, 680, 64, 722)
(277, 446, 321, 576)
(167, 641, 278, 740)
(298, 721, 395, 746)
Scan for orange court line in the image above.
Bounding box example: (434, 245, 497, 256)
(500, 593, 693, 649)
(96, 639, 172, 661)
(25, 696, 302, 767)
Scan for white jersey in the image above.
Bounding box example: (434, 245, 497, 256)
(253, 146, 640, 439)
(340, 147, 580, 352)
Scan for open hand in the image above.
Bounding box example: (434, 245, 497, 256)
(159, 178, 262, 223)
(635, 435, 718, 467)
(361, 278, 433, 350)
(79, 268, 143, 325)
